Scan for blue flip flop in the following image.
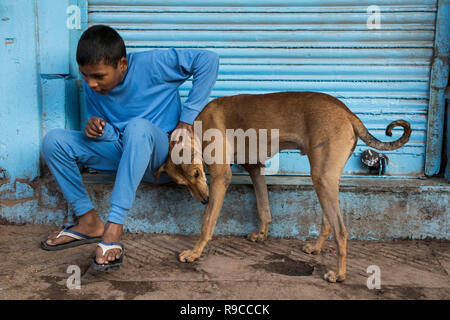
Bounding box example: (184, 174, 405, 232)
(91, 241, 124, 272)
(41, 225, 102, 251)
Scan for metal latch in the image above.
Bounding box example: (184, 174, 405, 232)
(361, 149, 389, 176)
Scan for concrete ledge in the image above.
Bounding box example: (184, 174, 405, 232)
(0, 174, 448, 240)
(83, 172, 450, 194)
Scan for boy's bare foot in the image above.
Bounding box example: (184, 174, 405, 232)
(95, 222, 123, 265)
(45, 209, 104, 246)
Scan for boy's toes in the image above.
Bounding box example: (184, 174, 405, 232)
(95, 248, 122, 265)
(45, 231, 59, 244)
(45, 236, 58, 245)
(108, 252, 116, 261)
(95, 248, 106, 264)
(111, 249, 121, 261)
(96, 256, 106, 264)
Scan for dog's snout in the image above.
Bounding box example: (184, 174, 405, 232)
(201, 196, 209, 205)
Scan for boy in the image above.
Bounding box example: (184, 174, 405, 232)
(41, 25, 219, 271)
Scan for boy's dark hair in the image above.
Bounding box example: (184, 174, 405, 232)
(76, 25, 126, 67)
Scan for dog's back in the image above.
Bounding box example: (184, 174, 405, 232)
(198, 91, 410, 153)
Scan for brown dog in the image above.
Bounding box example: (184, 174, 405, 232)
(155, 91, 411, 282)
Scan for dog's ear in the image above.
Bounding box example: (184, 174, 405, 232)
(153, 162, 167, 183)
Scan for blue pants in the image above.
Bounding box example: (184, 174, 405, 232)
(42, 118, 171, 225)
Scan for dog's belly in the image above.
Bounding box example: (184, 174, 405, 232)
(280, 141, 307, 155)
(226, 140, 307, 164)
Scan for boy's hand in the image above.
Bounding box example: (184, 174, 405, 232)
(171, 121, 194, 147)
(85, 116, 106, 138)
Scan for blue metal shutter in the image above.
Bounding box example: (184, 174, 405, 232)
(88, 0, 437, 177)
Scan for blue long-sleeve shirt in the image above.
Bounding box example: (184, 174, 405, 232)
(83, 48, 219, 134)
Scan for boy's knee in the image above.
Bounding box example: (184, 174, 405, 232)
(123, 118, 159, 141)
(126, 118, 151, 131)
(42, 129, 69, 158)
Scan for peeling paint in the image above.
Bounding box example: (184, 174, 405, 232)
(0, 179, 36, 206)
(0, 169, 6, 183)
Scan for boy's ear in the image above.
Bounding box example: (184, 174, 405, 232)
(119, 56, 128, 72)
(153, 162, 166, 183)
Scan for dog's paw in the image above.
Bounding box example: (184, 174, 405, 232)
(323, 270, 345, 283)
(302, 243, 320, 255)
(247, 231, 267, 242)
(179, 250, 200, 263)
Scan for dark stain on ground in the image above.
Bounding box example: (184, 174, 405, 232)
(39, 275, 156, 300)
(251, 253, 315, 277)
(109, 280, 156, 299)
(384, 286, 428, 300)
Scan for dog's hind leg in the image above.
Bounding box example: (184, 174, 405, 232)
(243, 164, 272, 242)
(302, 136, 356, 255)
(179, 164, 232, 263)
(304, 141, 353, 283)
(312, 169, 348, 282)
(302, 215, 331, 254)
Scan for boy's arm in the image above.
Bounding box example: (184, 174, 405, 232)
(156, 48, 220, 125)
(83, 83, 107, 138)
(178, 49, 220, 125)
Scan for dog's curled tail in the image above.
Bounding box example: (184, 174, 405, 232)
(350, 115, 411, 151)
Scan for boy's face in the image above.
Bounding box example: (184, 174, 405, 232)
(79, 57, 128, 95)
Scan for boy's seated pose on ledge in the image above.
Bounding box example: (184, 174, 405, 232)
(41, 25, 219, 271)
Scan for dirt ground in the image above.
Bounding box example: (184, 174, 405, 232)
(0, 224, 449, 300)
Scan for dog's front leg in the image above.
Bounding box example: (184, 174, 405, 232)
(179, 164, 232, 263)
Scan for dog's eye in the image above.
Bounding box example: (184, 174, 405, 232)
(194, 170, 199, 178)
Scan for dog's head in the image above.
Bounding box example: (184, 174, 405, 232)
(154, 138, 209, 204)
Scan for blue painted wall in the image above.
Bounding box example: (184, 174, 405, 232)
(0, 1, 41, 182)
(0, 0, 80, 184)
